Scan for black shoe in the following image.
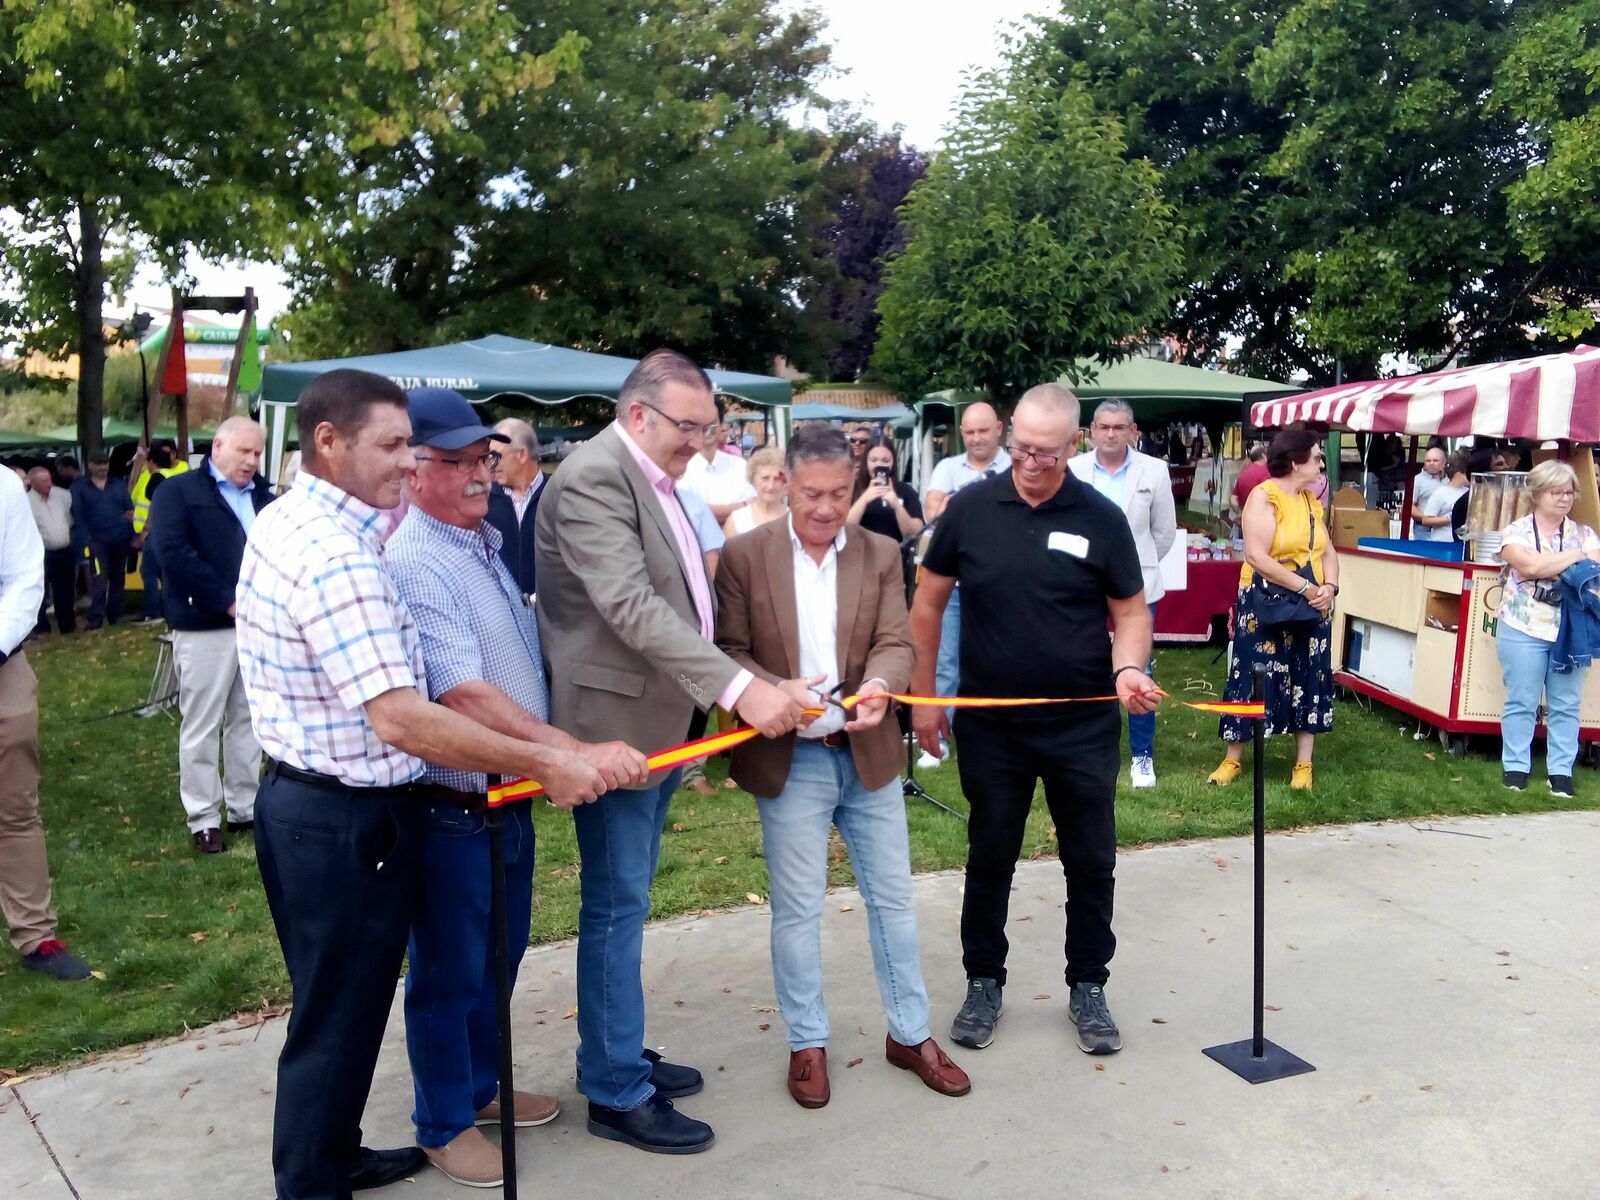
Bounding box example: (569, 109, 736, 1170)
(586, 1094, 714, 1154)
(225, 819, 255, 834)
(193, 828, 226, 854)
(950, 977, 1002, 1049)
(349, 1145, 428, 1190)
(1069, 982, 1123, 1055)
(1503, 770, 1528, 791)
(577, 1047, 703, 1099)
(1548, 774, 1575, 798)
(20, 940, 93, 982)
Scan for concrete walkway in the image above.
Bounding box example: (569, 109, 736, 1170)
(5, 811, 1597, 1199)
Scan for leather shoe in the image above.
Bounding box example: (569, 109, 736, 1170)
(587, 1093, 713, 1154)
(786, 1048, 829, 1109)
(349, 1145, 428, 1190)
(885, 1034, 971, 1097)
(224, 818, 254, 834)
(577, 1047, 702, 1099)
(192, 828, 225, 854)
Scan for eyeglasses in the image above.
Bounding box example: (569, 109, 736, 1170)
(848, 436, 871, 446)
(637, 398, 721, 439)
(1092, 423, 1133, 434)
(414, 450, 502, 473)
(1008, 443, 1065, 468)
(1548, 490, 1577, 499)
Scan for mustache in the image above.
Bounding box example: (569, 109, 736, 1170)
(462, 481, 490, 498)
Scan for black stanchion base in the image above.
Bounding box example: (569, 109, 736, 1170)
(1202, 1038, 1316, 1084)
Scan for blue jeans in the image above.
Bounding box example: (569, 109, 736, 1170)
(936, 586, 961, 723)
(1497, 625, 1586, 776)
(756, 740, 931, 1050)
(1127, 602, 1158, 758)
(139, 536, 162, 619)
(405, 799, 535, 1147)
(571, 768, 682, 1111)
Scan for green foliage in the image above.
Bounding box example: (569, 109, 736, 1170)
(872, 66, 1183, 402)
(278, 0, 834, 374)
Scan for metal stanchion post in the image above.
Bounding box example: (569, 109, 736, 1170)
(486, 776, 519, 1197)
(1202, 664, 1315, 1083)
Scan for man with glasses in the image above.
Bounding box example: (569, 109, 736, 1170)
(680, 396, 755, 526)
(1069, 400, 1176, 788)
(536, 349, 808, 1153)
(910, 384, 1157, 1057)
(386, 389, 647, 1187)
(920, 402, 1011, 765)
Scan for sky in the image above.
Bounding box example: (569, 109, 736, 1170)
(120, 1, 1050, 323)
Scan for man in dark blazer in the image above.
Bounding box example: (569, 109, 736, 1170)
(535, 349, 808, 1154)
(486, 416, 543, 598)
(716, 425, 969, 1112)
(147, 417, 275, 854)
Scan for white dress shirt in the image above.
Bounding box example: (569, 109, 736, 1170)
(0, 470, 46, 657)
(680, 449, 756, 509)
(790, 517, 847, 739)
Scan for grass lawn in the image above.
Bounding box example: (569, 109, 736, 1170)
(2, 626, 1594, 1074)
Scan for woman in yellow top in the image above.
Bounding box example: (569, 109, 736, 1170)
(1208, 428, 1341, 789)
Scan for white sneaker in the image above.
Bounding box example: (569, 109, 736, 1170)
(916, 750, 944, 770)
(1129, 755, 1156, 788)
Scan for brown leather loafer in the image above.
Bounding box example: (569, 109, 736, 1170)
(787, 1048, 829, 1109)
(192, 828, 225, 855)
(885, 1035, 971, 1097)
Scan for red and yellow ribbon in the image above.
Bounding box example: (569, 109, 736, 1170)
(487, 689, 1264, 806)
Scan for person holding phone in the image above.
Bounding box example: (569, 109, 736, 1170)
(848, 437, 923, 545)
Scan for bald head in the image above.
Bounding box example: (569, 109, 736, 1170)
(958, 401, 1005, 467)
(211, 417, 265, 487)
(1016, 383, 1081, 432)
(27, 466, 51, 496)
(494, 417, 541, 489)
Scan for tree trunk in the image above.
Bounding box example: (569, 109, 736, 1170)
(74, 200, 106, 462)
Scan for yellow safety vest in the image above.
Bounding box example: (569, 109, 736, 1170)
(131, 461, 190, 533)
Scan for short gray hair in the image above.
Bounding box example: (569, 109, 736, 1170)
(495, 417, 539, 455)
(1016, 382, 1081, 432)
(1525, 459, 1577, 497)
(1092, 399, 1134, 423)
(784, 425, 852, 473)
(616, 348, 712, 418)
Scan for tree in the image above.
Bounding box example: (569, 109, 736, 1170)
(0, 3, 582, 456)
(871, 66, 1183, 403)
(802, 124, 927, 381)
(277, 0, 834, 375)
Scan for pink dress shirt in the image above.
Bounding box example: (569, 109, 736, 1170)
(613, 424, 752, 709)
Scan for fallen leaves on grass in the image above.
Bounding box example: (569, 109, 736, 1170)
(188, 931, 207, 943)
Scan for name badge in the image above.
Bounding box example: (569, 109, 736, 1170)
(1048, 531, 1089, 558)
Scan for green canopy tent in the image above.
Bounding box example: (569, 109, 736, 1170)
(789, 401, 912, 422)
(0, 428, 76, 452)
(258, 335, 794, 481)
(41, 417, 194, 447)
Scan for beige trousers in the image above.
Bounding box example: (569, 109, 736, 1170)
(0, 651, 57, 955)
(172, 628, 262, 833)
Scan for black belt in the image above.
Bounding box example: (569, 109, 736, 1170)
(265, 759, 482, 808)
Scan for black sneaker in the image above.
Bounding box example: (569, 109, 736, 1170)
(20, 939, 93, 982)
(1548, 775, 1575, 798)
(1503, 771, 1528, 791)
(576, 1047, 703, 1099)
(1069, 982, 1122, 1055)
(949, 977, 1002, 1049)
(587, 1094, 713, 1154)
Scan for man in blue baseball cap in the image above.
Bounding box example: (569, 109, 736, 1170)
(387, 387, 649, 1186)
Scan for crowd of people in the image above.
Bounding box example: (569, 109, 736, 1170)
(2, 352, 1595, 1197)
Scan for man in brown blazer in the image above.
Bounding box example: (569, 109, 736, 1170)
(716, 425, 970, 1110)
(536, 349, 807, 1154)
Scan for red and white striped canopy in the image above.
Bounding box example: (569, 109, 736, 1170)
(1249, 345, 1600, 440)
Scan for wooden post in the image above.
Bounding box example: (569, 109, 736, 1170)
(149, 288, 182, 450)
(223, 287, 257, 416)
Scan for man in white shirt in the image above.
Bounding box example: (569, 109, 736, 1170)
(0, 468, 93, 981)
(26, 467, 76, 636)
(1414, 445, 1447, 508)
(1412, 450, 1470, 542)
(715, 425, 969, 1109)
(1068, 400, 1177, 788)
(679, 397, 755, 524)
(920, 402, 1011, 762)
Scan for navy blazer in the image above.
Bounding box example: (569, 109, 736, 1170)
(147, 465, 275, 630)
(486, 480, 542, 596)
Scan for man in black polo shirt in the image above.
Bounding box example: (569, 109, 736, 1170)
(910, 382, 1157, 1056)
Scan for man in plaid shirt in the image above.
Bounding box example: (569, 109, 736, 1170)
(385, 389, 648, 1188)
(236, 370, 613, 1200)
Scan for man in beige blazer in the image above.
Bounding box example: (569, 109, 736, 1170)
(535, 349, 806, 1155)
(716, 425, 970, 1111)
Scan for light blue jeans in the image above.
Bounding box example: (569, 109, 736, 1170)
(936, 586, 961, 724)
(1497, 624, 1586, 775)
(756, 740, 932, 1051)
(1127, 602, 1159, 758)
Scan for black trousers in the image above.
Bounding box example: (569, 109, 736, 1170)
(86, 539, 128, 627)
(38, 547, 77, 634)
(954, 707, 1119, 988)
(255, 768, 422, 1200)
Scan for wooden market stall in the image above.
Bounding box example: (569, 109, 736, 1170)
(1249, 345, 1600, 754)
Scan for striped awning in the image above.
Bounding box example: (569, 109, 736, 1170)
(1249, 345, 1600, 439)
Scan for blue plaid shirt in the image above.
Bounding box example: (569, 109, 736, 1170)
(385, 507, 551, 793)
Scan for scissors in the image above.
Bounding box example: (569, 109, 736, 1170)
(815, 680, 851, 714)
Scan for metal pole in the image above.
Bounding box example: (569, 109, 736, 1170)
(486, 777, 519, 1198)
(1251, 663, 1267, 1058)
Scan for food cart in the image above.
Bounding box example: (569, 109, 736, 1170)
(1248, 345, 1600, 755)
